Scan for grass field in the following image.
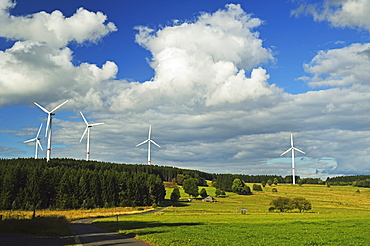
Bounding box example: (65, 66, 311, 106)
(94, 184, 370, 246)
(0, 206, 153, 236)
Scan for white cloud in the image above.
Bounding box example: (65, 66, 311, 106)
(110, 4, 275, 111)
(2, 2, 370, 178)
(292, 0, 370, 31)
(300, 43, 370, 87)
(0, 0, 117, 48)
(0, 41, 118, 107)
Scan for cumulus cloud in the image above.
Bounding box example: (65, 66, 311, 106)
(300, 43, 370, 87)
(0, 0, 117, 48)
(110, 4, 275, 111)
(292, 0, 370, 32)
(0, 41, 118, 107)
(0, 0, 118, 108)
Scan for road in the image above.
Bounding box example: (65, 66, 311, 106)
(70, 206, 169, 246)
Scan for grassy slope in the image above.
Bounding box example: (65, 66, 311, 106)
(95, 184, 370, 246)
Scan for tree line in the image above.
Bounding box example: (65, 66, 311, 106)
(326, 175, 370, 187)
(0, 158, 166, 210)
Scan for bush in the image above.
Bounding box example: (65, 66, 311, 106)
(289, 197, 312, 212)
(269, 196, 312, 213)
(271, 188, 278, 192)
(252, 184, 263, 191)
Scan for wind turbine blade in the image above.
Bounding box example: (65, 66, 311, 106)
(37, 140, 43, 150)
(24, 138, 36, 143)
(36, 123, 43, 138)
(50, 100, 68, 113)
(80, 111, 89, 125)
(293, 147, 305, 154)
(34, 102, 50, 114)
(45, 114, 51, 137)
(148, 125, 152, 139)
(136, 139, 149, 147)
(150, 139, 161, 148)
(290, 133, 294, 147)
(80, 127, 88, 142)
(90, 122, 104, 126)
(280, 148, 291, 156)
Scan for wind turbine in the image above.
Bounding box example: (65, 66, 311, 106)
(79, 111, 104, 161)
(23, 123, 43, 159)
(136, 125, 161, 165)
(280, 133, 305, 185)
(34, 100, 68, 162)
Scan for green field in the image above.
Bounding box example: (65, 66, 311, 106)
(95, 184, 370, 246)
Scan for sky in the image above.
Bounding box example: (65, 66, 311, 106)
(1, 0, 370, 179)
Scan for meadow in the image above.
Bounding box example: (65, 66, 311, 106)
(95, 184, 370, 246)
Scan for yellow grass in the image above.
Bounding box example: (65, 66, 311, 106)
(1, 206, 154, 221)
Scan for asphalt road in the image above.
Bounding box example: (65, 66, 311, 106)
(70, 222, 151, 246)
(70, 206, 169, 246)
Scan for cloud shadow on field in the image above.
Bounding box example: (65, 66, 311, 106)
(94, 220, 204, 237)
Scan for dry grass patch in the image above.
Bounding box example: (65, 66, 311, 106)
(1, 207, 154, 221)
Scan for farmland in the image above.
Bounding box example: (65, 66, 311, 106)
(95, 184, 370, 246)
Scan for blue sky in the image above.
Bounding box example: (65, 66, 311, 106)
(1, 0, 370, 178)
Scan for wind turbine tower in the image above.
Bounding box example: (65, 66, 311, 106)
(23, 123, 43, 159)
(34, 100, 68, 162)
(280, 133, 305, 185)
(79, 111, 104, 161)
(136, 125, 161, 165)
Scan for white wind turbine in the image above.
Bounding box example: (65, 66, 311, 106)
(79, 111, 104, 161)
(280, 133, 305, 185)
(136, 125, 161, 165)
(34, 100, 68, 162)
(23, 123, 43, 159)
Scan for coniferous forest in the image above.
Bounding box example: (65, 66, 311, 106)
(0, 158, 174, 210)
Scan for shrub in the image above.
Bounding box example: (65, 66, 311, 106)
(252, 184, 263, 191)
(269, 196, 312, 213)
(271, 188, 278, 192)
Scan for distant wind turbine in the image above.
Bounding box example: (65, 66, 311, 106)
(34, 100, 68, 162)
(79, 111, 104, 161)
(280, 133, 305, 185)
(23, 123, 43, 159)
(136, 125, 160, 165)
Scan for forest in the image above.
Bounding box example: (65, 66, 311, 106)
(1, 158, 368, 211)
(0, 158, 168, 210)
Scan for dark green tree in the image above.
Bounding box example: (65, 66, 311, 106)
(232, 179, 251, 195)
(215, 189, 222, 197)
(199, 188, 208, 198)
(183, 178, 199, 197)
(270, 197, 292, 212)
(170, 188, 181, 203)
(289, 197, 312, 212)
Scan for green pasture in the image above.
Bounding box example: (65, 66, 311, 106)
(95, 184, 370, 245)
